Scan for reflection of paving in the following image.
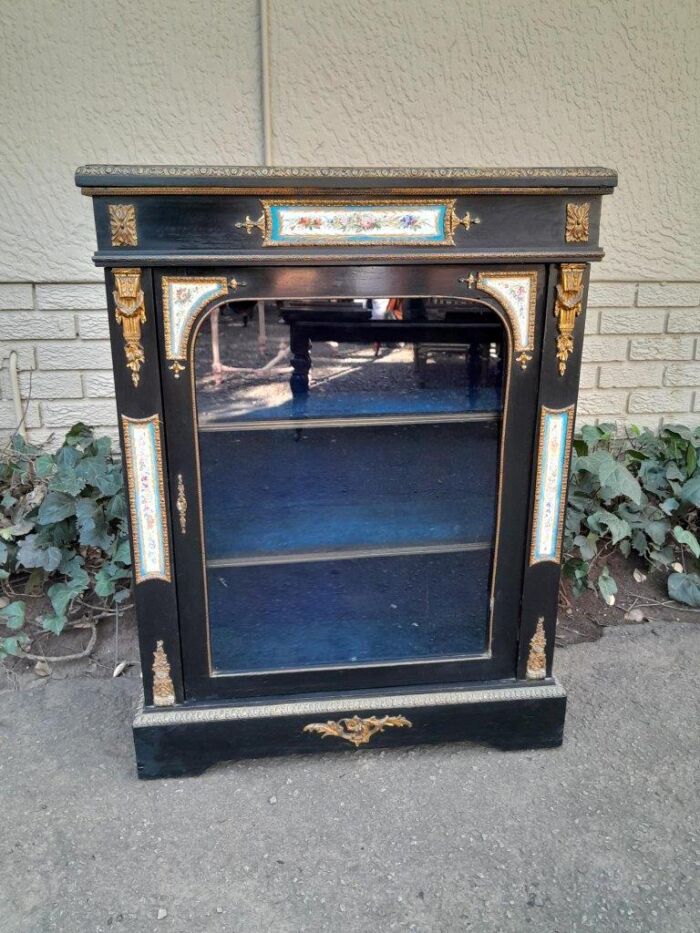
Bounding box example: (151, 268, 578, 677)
(195, 309, 501, 424)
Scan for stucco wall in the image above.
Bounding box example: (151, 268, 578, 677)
(1, 0, 699, 441)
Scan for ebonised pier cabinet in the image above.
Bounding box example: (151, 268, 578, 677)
(76, 165, 616, 778)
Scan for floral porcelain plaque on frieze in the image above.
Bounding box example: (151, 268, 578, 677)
(260, 200, 477, 246)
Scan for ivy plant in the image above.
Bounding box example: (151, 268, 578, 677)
(0, 424, 131, 659)
(563, 423, 700, 607)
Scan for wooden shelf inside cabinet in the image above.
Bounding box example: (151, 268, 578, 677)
(197, 410, 501, 432)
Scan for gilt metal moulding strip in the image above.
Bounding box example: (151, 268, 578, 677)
(134, 682, 566, 727)
(77, 164, 617, 181)
(83, 185, 614, 198)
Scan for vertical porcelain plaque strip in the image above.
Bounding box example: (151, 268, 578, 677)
(530, 405, 575, 564)
(122, 414, 171, 583)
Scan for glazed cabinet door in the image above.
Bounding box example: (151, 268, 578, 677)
(157, 264, 545, 701)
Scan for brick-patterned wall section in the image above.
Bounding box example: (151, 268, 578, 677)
(0, 282, 117, 446)
(580, 280, 700, 431)
(1, 279, 700, 444)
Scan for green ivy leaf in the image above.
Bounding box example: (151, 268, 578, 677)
(47, 572, 89, 619)
(24, 568, 45, 594)
(680, 474, 700, 507)
(573, 533, 597, 561)
(649, 545, 675, 566)
(7, 518, 35, 538)
(58, 445, 81, 467)
(40, 614, 66, 635)
(666, 463, 685, 482)
(34, 454, 55, 478)
(577, 451, 642, 504)
(660, 497, 680, 515)
(597, 566, 618, 603)
(94, 566, 116, 598)
(0, 600, 26, 631)
(65, 422, 94, 448)
(667, 572, 700, 608)
(106, 492, 126, 522)
(580, 425, 602, 451)
(642, 518, 670, 547)
(58, 552, 84, 577)
(2, 634, 29, 657)
(77, 456, 123, 497)
(16, 535, 62, 572)
(664, 424, 694, 442)
(673, 526, 700, 558)
(75, 499, 113, 551)
(587, 509, 631, 545)
(50, 469, 85, 497)
(37, 491, 76, 524)
(111, 537, 131, 566)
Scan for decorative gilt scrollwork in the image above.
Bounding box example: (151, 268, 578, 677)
(235, 214, 265, 236)
(554, 263, 586, 375)
(109, 204, 138, 246)
(565, 203, 590, 243)
(113, 268, 146, 387)
(176, 474, 187, 534)
(447, 206, 480, 236)
(152, 640, 175, 706)
(526, 618, 547, 680)
(303, 714, 412, 747)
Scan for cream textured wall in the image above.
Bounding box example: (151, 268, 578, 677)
(1, 0, 699, 441)
(0, 0, 263, 282)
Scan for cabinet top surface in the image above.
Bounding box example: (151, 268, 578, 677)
(77, 164, 617, 192)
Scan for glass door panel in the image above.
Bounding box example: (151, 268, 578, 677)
(193, 298, 505, 674)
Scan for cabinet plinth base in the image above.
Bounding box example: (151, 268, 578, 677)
(132, 680, 566, 779)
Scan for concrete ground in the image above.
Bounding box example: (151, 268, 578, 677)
(1, 620, 698, 933)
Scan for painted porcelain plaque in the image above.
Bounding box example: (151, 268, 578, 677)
(122, 415, 170, 582)
(530, 406, 574, 564)
(263, 201, 450, 246)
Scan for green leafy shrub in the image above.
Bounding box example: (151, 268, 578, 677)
(0, 424, 131, 659)
(564, 423, 700, 606)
